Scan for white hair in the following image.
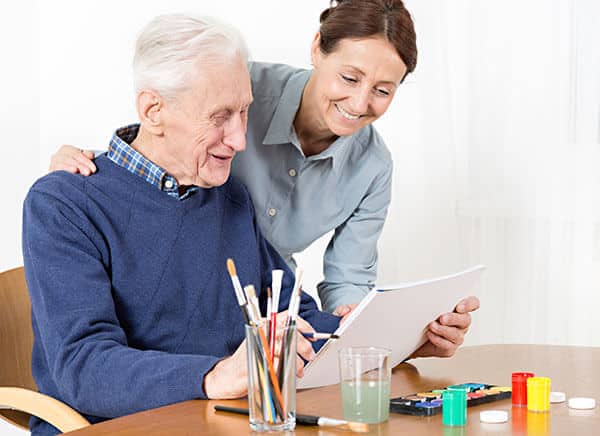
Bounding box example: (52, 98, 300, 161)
(133, 14, 249, 99)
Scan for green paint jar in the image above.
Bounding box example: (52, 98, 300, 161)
(442, 388, 467, 426)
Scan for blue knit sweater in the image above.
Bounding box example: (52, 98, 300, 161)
(22, 155, 339, 436)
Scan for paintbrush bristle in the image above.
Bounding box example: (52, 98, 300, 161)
(244, 284, 256, 299)
(318, 417, 369, 433)
(342, 421, 369, 433)
(226, 258, 237, 277)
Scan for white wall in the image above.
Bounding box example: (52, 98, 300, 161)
(0, 6, 38, 436)
(2, 0, 599, 434)
(1, 0, 40, 276)
(2, 2, 600, 432)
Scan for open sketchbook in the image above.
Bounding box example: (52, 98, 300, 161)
(298, 265, 485, 389)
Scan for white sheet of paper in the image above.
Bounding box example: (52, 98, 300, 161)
(298, 265, 485, 389)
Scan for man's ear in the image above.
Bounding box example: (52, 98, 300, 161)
(310, 32, 323, 67)
(136, 89, 164, 135)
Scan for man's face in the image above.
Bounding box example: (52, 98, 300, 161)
(160, 58, 253, 188)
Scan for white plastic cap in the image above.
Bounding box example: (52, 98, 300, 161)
(568, 397, 596, 410)
(480, 410, 508, 424)
(550, 391, 566, 403)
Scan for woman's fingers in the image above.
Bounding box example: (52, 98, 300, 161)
(49, 144, 96, 175)
(74, 151, 97, 175)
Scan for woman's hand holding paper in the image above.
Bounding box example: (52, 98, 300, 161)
(410, 296, 480, 359)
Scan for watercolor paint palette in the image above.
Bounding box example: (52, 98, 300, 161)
(389, 382, 512, 416)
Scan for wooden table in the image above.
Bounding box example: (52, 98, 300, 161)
(64, 345, 599, 435)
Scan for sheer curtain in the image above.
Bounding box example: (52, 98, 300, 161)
(374, 0, 600, 347)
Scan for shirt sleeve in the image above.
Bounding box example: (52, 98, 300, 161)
(22, 185, 220, 419)
(317, 160, 393, 312)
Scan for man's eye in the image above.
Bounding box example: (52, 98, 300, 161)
(213, 116, 227, 127)
(212, 112, 230, 124)
(341, 75, 357, 84)
(376, 88, 390, 96)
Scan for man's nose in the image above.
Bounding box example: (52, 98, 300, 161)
(222, 113, 247, 152)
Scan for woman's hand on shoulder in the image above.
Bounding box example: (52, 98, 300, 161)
(49, 144, 96, 175)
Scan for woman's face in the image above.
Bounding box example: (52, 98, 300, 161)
(310, 34, 408, 137)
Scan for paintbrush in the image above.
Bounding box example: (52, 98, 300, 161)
(226, 258, 251, 324)
(214, 405, 369, 433)
(243, 285, 262, 324)
(266, 286, 272, 347)
(270, 269, 283, 359)
(278, 267, 304, 387)
(302, 332, 340, 340)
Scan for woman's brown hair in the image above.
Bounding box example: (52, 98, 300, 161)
(319, 0, 417, 81)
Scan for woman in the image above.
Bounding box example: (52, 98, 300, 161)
(50, 0, 478, 357)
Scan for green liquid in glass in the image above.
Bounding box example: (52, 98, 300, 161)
(341, 380, 390, 423)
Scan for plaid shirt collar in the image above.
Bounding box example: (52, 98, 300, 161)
(107, 124, 199, 200)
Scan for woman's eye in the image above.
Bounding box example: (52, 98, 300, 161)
(341, 75, 357, 84)
(376, 88, 391, 96)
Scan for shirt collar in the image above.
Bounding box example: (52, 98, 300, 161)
(306, 134, 356, 173)
(261, 69, 364, 174)
(107, 124, 199, 200)
(262, 69, 309, 147)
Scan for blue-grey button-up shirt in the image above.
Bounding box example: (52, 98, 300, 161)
(231, 62, 393, 312)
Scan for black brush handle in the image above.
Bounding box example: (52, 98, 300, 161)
(295, 414, 320, 425)
(214, 405, 249, 415)
(214, 405, 320, 426)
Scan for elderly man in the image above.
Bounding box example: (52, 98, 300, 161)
(23, 14, 339, 436)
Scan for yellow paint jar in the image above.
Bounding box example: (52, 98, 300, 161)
(527, 377, 551, 412)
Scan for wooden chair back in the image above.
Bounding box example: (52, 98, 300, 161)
(0, 266, 36, 429)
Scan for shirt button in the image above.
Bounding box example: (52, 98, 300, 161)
(164, 180, 174, 189)
(268, 208, 277, 217)
(288, 169, 297, 177)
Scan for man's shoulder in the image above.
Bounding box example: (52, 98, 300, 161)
(248, 61, 303, 98)
(23, 171, 95, 232)
(26, 157, 132, 216)
(28, 170, 88, 201)
(28, 156, 118, 199)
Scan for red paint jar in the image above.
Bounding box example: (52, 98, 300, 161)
(512, 372, 535, 406)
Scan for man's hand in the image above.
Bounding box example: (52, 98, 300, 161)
(203, 339, 248, 399)
(271, 311, 317, 378)
(49, 145, 96, 175)
(410, 296, 480, 359)
(203, 312, 319, 399)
